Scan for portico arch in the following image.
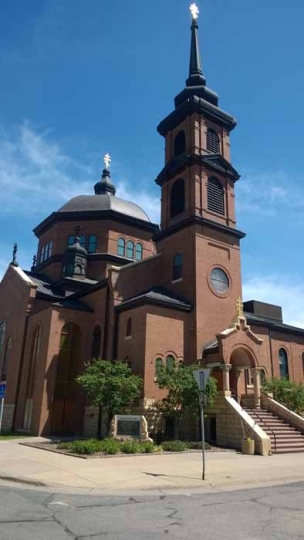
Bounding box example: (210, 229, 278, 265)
(229, 346, 261, 408)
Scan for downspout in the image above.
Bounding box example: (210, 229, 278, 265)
(268, 327, 274, 377)
(12, 308, 30, 431)
(102, 285, 110, 359)
(113, 310, 119, 361)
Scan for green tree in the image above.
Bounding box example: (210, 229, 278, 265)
(262, 378, 304, 415)
(77, 359, 143, 436)
(156, 361, 218, 439)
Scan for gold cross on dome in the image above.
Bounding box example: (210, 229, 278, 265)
(190, 3, 199, 20)
(103, 153, 111, 170)
(236, 297, 244, 318)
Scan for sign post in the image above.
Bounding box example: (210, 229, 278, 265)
(193, 369, 210, 481)
(0, 384, 6, 434)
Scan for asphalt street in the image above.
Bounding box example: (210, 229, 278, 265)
(0, 480, 303, 539)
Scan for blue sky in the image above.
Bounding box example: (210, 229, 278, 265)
(1, 0, 304, 326)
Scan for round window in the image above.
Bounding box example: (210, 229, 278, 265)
(210, 267, 229, 294)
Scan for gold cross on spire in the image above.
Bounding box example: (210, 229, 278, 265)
(236, 297, 244, 318)
(190, 3, 199, 20)
(103, 153, 111, 170)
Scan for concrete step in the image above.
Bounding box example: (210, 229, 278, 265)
(269, 436, 304, 443)
(274, 448, 304, 454)
(273, 440, 304, 447)
(243, 406, 304, 454)
(266, 431, 302, 437)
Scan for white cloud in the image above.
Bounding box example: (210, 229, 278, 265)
(236, 170, 304, 219)
(243, 275, 304, 329)
(116, 181, 160, 224)
(0, 122, 93, 216)
(0, 123, 160, 224)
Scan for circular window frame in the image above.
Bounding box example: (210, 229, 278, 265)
(207, 265, 231, 298)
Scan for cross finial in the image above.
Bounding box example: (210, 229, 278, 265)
(11, 243, 18, 267)
(236, 297, 244, 318)
(103, 153, 111, 170)
(190, 3, 199, 20)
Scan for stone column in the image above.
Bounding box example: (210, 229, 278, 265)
(252, 368, 261, 409)
(221, 364, 232, 395)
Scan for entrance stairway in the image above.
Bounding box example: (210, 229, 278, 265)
(244, 407, 304, 454)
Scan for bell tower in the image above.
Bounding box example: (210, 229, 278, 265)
(155, 4, 245, 360)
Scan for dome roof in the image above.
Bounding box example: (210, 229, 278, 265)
(57, 168, 151, 223)
(58, 193, 150, 222)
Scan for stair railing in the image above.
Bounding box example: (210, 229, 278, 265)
(231, 391, 277, 454)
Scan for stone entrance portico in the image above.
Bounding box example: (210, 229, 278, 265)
(203, 315, 264, 409)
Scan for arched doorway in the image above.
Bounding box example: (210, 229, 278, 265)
(50, 323, 83, 435)
(23, 326, 41, 430)
(230, 347, 258, 407)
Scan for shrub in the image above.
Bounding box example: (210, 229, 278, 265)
(57, 442, 72, 450)
(161, 440, 186, 452)
(120, 440, 141, 454)
(185, 441, 211, 450)
(263, 378, 304, 415)
(100, 438, 121, 455)
(69, 439, 103, 455)
(139, 441, 157, 453)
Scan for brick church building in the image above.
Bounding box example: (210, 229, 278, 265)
(0, 6, 303, 450)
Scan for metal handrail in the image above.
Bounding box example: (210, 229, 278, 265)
(231, 391, 277, 454)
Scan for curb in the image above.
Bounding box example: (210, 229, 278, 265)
(0, 474, 47, 487)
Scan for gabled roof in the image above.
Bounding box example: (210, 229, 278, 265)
(116, 287, 192, 313)
(24, 271, 63, 300)
(201, 154, 240, 180)
(52, 299, 94, 313)
(156, 153, 240, 186)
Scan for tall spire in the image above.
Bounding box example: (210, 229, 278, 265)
(186, 3, 206, 87)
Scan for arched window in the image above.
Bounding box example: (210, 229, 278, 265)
(170, 178, 185, 217)
(79, 235, 86, 249)
(279, 348, 289, 379)
(67, 235, 74, 247)
(48, 241, 53, 258)
(126, 317, 132, 337)
(23, 326, 41, 430)
(88, 235, 97, 254)
(40, 246, 45, 263)
(260, 369, 266, 385)
(155, 357, 163, 376)
(126, 240, 135, 259)
(91, 326, 101, 359)
(0, 322, 6, 361)
(206, 128, 220, 153)
(207, 177, 224, 215)
(1, 336, 12, 382)
(173, 253, 183, 281)
(174, 130, 186, 156)
(135, 243, 143, 261)
(117, 237, 125, 257)
(166, 355, 175, 370)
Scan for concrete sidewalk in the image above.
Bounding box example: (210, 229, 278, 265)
(0, 438, 303, 494)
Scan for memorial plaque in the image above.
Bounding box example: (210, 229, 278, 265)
(116, 415, 141, 438)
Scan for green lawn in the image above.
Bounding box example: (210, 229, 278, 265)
(0, 433, 32, 440)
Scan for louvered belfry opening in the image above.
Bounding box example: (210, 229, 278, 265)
(207, 177, 224, 215)
(206, 128, 220, 153)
